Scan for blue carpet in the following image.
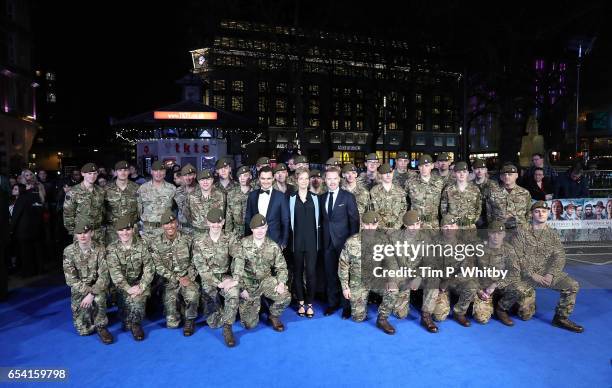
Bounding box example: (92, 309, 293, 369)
(1, 284, 611, 388)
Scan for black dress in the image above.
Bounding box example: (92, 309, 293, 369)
(292, 193, 318, 304)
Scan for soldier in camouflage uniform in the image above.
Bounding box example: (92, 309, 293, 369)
(272, 163, 295, 196)
(406, 154, 445, 228)
(192, 208, 239, 347)
(150, 210, 200, 336)
(287, 155, 309, 187)
(63, 221, 113, 344)
(104, 161, 139, 244)
(432, 215, 478, 327)
(106, 216, 155, 341)
(63, 162, 106, 246)
(214, 158, 236, 195)
(433, 152, 453, 186)
(137, 161, 176, 242)
(486, 164, 532, 228)
(341, 163, 370, 215)
(440, 161, 482, 229)
(226, 166, 253, 237)
(174, 164, 198, 236)
(233, 214, 290, 331)
(358, 153, 380, 190)
(471, 158, 495, 228)
(187, 170, 226, 236)
(338, 211, 398, 334)
(370, 163, 407, 229)
(393, 151, 416, 189)
(498, 201, 584, 332)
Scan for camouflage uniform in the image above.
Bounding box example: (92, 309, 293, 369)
(174, 183, 198, 235)
(226, 186, 252, 237)
(104, 180, 139, 242)
(215, 180, 237, 196)
(137, 180, 176, 241)
(233, 235, 291, 328)
(440, 183, 482, 228)
(405, 174, 445, 228)
(474, 178, 496, 228)
(486, 184, 532, 226)
(192, 232, 240, 328)
(500, 225, 579, 320)
(341, 182, 371, 215)
(150, 232, 200, 327)
(64, 183, 106, 245)
(433, 170, 454, 187)
(63, 242, 109, 335)
(370, 183, 407, 229)
(106, 239, 155, 328)
(338, 233, 397, 322)
(357, 172, 378, 191)
(186, 188, 226, 235)
(392, 169, 416, 190)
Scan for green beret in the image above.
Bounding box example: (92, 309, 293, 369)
(74, 220, 92, 234)
(294, 155, 308, 164)
(366, 153, 379, 162)
(531, 200, 549, 211)
(161, 209, 177, 225)
(501, 164, 518, 174)
(114, 160, 129, 170)
(418, 154, 433, 165)
(472, 159, 486, 169)
(454, 161, 468, 171)
(207, 208, 225, 223)
(114, 215, 134, 231)
(81, 162, 97, 173)
(325, 157, 339, 166)
(310, 169, 322, 178)
(215, 159, 230, 170)
(397, 151, 409, 160)
(249, 214, 267, 229)
(437, 152, 450, 162)
(151, 161, 165, 171)
(273, 163, 288, 173)
(342, 164, 357, 174)
(197, 170, 213, 180)
(181, 163, 196, 175)
(440, 214, 457, 226)
(237, 166, 251, 176)
(488, 220, 505, 232)
(256, 156, 270, 166)
(378, 163, 393, 174)
(361, 211, 379, 224)
(402, 210, 420, 226)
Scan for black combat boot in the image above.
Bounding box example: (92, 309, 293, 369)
(183, 319, 196, 336)
(420, 312, 439, 333)
(96, 327, 114, 344)
(376, 316, 396, 335)
(131, 323, 145, 341)
(268, 316, 285, 332)
(495, 308, 515, 327)
(223, 324, 236, 347)
(453, 313, 471, 327)
(552, 315, 584, 333)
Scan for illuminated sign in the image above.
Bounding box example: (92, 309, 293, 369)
(154, 111, 218, 120)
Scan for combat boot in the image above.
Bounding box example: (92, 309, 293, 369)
(131, 323, 145, 341)
(96, 327, 114, 344)
(223, 324, 236, 347)
(183, 319, 196, 336)
(453, 313, 471, 327)
(376, 316, 396, 335)
(495, 308, 515, 326)
(268, 316, 285, 332)
(552, 315, 584, 333)
(420, 312, 439, 333)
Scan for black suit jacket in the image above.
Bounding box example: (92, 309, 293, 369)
(9, 191, 43, 241)
(319, 189, 359, 250)
(245, 188, 290, 247)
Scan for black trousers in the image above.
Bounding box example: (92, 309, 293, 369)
(324, 244, 348, 308)
(293, 249, 317, 304)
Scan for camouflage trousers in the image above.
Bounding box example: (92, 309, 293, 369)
(117, 290, 148, 328)
(162, 281, 200, 328)
(433, 280, 478, 321)
(472, 284, 536, 323)
(202, 279, 239, 328)
(350, 287, 397, 322)
(501, 274, 579, 319)
(239, 276, 291, 329)
(393, 284, 439, 319)
(70, 290, 108, 335)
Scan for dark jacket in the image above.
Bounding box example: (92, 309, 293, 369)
(555, 172, 589, 199)
(10, 191, 44, 241)
(526, 178, 554, 201)
(319, 189, 359, 250)
(244, 188, 290, 247)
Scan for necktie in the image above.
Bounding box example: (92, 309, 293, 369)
(328, 191, 334, 216)
(260, 189, 270, 195)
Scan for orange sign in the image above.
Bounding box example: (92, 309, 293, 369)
(154, 111, 218, 120)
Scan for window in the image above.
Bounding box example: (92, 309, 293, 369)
(331, 119, 339, 130)
(275, 116, 287, 126)
(434, 136, 444, 147)
(258, 116, 267, 125)
(309, 118, 320, 127)
(344, 103, 351, 116)
(309, 99, 320, 115)
(276, 83, 287, 93)
(415, 93, 422, 104)
(275, 98, 286, 113)
(213, 95, 225, 109)
(258, 98, 267, 113)
(433, 123, 440, 131)
(446, 137, 456, 146)
(308, 84, 319, 96)
(433, 107, 440, 115)
(444, 122, 452, 131)
(355, 103, 363, 115)
(356, 120, 363, 130)
(213, 80, 225, 91)
(434, 95, 441, 104)
(357, 133, 368, 144)
(345, 133, 354, 143)
(415, 123, 424, 131)
(232, 80, 244, 92)
(343, 88, 351, 96)
(231, 96, 243, 112)
(416, 110, 423, 120)
(388, 122, 397, 130)
(332, 133, 342, 143)
(258, 81, 268, 93)
(47, 93, 56, 103)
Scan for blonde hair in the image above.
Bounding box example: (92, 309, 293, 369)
(295, 167, 310, 179)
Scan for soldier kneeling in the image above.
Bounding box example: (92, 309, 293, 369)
(62, 221, 113, 344)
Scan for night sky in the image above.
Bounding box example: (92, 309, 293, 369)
(31, 0, 611, 130)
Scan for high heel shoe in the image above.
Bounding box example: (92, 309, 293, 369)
(306, 304, 314, 318)
(297, 302, 306, 317)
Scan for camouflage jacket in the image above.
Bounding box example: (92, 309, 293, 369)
(226, 186, 252, 236)
(392, 170, 416, 190)
(192, 232, 239, 292)
(440, 183, 482, 226)
(104, 180, 139, 226)
(106, 239, 155, 294)
(474, 178, 496, 226)
(215, 179, 237, 196)
(510, 224, 567, 279)
(476, 243, 520, 289)
(338, 234, 363, 291)
(174, 183, 198, 226)
(405, 174, 444, 223)
(150, 232, 196, 284)
(186, 187, 226, 230)
(63, 183, 106, 233)
(232, 235, 288, 290)
(63, 242, 109, 295)
(370, 183, 408, 228)
(137, 180, 176, 223)
(486, 184, 532, 225)
(357, 172, 379, 191)
(341, 182, 371, 214)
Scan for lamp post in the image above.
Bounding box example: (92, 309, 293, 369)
(569, 37, 596, 157)
(382, 95, 387, 163)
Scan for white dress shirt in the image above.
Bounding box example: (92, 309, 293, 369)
(258, 188, 272, 217)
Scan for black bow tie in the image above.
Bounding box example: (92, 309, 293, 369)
(259, 189, 270, 195)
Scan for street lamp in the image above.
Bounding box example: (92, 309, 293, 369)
(569, 37, 596, 157)
(382, 95, 387, 163)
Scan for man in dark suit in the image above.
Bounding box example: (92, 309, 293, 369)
(319, 166, 359, 318)
(245, 166, 290, 248)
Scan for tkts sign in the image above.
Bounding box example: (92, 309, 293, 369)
(161, 141, 210, 154)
